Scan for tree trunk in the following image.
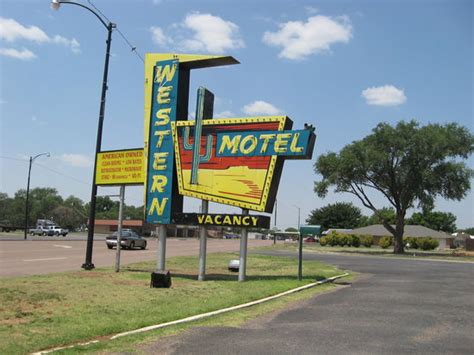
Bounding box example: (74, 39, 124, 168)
(393, 214, 405, 254)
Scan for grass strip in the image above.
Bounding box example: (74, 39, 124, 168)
(257, 243, 474, 262)
(0, 252, 344, 354)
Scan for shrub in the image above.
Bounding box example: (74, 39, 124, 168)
(379, 236, 393, 249)
(338, 234, 350, 247)
(351, 235, 361, 248)
(418, 237, 439, 250)
(404, 236, 418, 249)
(361, 235, 373, 248)
(327, 232, 339, 246)
(319, 236, 328, 246)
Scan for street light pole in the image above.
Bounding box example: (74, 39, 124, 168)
(24, 153, 50, 240)
(51, 0, 116, 270)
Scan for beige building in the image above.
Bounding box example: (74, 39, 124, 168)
(347, 224, 454, 250)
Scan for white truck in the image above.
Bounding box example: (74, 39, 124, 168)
(29, 225, 68, 237)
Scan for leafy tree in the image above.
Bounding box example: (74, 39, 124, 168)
(51, 206, 84, 230)
(285, 227, 298, 232)
(366, 207, 397, 225)
(314, 121, 473, 254)
(28, 188, 63, 224)
(0, 192, 13, 222)
(460, 227, 474, 235)
(306, 202, 363, 231)
(408, 210, 457, 233)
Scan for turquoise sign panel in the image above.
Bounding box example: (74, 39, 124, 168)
(215, 129, 311, 158)
(145, 59, 179, 224)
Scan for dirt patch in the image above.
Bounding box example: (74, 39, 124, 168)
(0, 317, 30, 326)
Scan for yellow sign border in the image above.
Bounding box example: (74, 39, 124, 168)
(171, 116, 287, 211)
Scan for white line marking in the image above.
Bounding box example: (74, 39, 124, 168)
(23, 257, 68, 262)
(53, 245, 73, 249)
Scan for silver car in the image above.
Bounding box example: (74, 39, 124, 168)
(106, 231, 147, 250)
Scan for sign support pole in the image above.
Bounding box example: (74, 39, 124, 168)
(198, 200, 209, 281)
(239, 209, 249, 282)
(298, 231, 303, 281)
(115, 185, 125, 272)
(157, 225, 167, 272)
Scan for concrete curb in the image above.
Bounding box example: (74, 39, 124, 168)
(32, 272, 349, 354)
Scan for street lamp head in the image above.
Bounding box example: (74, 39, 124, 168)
(51, 0, 61, 10)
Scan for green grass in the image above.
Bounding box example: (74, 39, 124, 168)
(257, 243, 474, 262)
(0, 253, 345, 354)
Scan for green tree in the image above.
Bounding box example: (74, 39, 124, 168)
(306, 202, 363, 231)
(51, 206, 84, 230)
(0, 192, 13, 222)
(366, 207, 397, 225)
(461, 227, 474, 235)
(408, 210, 457, 233)
(285, 227, 298, 232)
(314, 121, 473, 254)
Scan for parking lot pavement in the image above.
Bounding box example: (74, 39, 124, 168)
(154, 252, 474, 354)
(0, 238, 272, 277)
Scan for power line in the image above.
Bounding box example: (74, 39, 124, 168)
(1, 155, 89, 186)
(87, 0, 144, 63)
(0, 155, 27, 162)
(35, 163, 89, 185)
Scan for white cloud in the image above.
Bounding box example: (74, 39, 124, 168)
(242, 101, 282, 115)
(52, 35, 81, 54)
(0, 17, 49, 43)
(0, 17, 80, 56)
(180, 13, 244, 53)
(150, 26, 167, 46)
(305, 6, 319, 15)
(262, 15, 352, 60)
(0, 47, 36, 60)
(215, 110, 235, 118)
(362, 85, 407, 106)
(59, 154, 93, 168)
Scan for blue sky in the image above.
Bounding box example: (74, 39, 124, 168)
(0, 0, 472, 229)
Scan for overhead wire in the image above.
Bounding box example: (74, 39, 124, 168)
(87, 0, 144, 63)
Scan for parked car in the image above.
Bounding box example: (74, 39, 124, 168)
(304, 237, 316, 243)
(29, 225, 68, 236)
(106, 231, 147, 250)
(29, 226, 54, 236)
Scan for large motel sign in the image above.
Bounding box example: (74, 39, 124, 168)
(95, 53, 316, 282)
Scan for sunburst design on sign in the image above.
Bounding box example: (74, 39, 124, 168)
(171, 116, 290, 212)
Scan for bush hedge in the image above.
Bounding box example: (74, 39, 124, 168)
(361, 235, 373, 248)
(319, 232, 368, 248)
(403, 236, 439, 250)
(378, 236, 393, 249)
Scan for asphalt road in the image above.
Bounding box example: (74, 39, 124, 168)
(0, 237, 272, 277)
(155, 251, 474, 354)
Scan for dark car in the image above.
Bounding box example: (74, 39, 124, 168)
(106, 231, 147, 250)
(304, 237, 316, 243)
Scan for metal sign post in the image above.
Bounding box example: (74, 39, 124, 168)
(239, 209, 249, 282)
(115, 185, 125, 272)
(198, 200, 209, 281)
(191, 87, 214, 281)
(298, 231, 303, 281)
(157, 224, 167, 272)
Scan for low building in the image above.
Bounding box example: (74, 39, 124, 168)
(94, 219, 198, 238)
(94, 219, 147, 234)
(346, 224, 454, 250)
